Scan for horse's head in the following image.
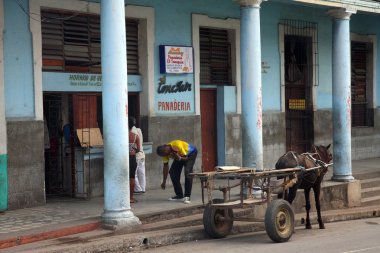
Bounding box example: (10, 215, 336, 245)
(312, 144, 332, 164)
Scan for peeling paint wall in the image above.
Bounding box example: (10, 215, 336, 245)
(225, 114, 243, 166)
(7, 121, 45, 210)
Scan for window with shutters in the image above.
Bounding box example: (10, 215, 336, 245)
(351, 40, 374, 127)
(41, 10, 139, 74)
(199, 27, 232, 85)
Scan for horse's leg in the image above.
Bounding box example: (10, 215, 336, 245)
(313, 184, 325, 229)
(286, 185, 298, 234)
(287, 185, 298, 204)
(304, 187, 312, 229)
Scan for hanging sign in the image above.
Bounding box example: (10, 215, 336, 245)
(159, 45, 194, 74)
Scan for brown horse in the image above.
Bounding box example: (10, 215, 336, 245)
(275, 144, 332, 229)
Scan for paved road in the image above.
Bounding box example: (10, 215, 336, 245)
(142, 217, 380, 253)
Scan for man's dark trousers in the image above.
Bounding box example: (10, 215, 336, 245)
(169, 151, 197, 198)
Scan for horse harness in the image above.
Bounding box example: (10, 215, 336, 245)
(286, 150, 329, 184)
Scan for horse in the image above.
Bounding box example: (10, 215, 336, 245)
(275, 144, 332, 229)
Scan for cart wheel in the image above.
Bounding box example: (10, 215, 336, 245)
(265, 199, 294, 243)
(203, 199, 233, 238)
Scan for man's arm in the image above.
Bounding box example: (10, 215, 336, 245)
(135, 134, 141, 153)
(161, 163, 169, 189)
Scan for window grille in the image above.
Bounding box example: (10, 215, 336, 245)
(279, 19, 319, 88)
(199, 27, 232, 85)
(41, 10, 139, 74)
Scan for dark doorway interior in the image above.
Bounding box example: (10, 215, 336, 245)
(43, 92, 139, 197)
(285, 35, 314, 153)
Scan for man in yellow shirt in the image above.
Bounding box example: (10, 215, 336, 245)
(156, 140, 197, 204)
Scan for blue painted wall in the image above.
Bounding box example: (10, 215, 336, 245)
(128, 0, 380, 111)
(4, 0, 34, 118)
(4, 0, 380, 116)
(127, 0, 240, 114)
(260, 2, 380, 109)
(351, 13, 380, 107)
(260, 2, 334, 110)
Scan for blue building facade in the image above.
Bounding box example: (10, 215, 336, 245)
(0, 0, 380, 216)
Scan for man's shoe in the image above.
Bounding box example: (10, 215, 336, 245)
(183, 197, 191, 204)
(168, 196, 184, 201)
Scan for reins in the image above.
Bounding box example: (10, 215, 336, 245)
(283, 146, 330, 182)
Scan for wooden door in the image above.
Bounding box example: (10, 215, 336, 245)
(285, 35, 314, 153)
(72, 94, 98, 129)
(200, 89, 217, 172)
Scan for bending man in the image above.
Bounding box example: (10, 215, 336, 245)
(156, 140, 197, 204)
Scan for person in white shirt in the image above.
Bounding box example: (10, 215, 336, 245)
(130, 117, 146, 194)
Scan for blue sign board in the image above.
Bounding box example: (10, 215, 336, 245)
(42, 72, 142, 92)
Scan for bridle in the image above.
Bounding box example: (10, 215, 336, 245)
(311, 145, 331, 174)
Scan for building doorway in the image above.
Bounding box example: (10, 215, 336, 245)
(200, 89, 217, 172)
(284, 32, 315, 153)
(351, 39, 374, 127)
(43, 92, 140, 197)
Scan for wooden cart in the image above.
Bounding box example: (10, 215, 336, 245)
(191, 163, 332, 243)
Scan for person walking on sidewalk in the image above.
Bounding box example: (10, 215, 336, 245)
(129, 117, 141, 203)
(130, 117, 146, 194)
(156, 140, 197, 204)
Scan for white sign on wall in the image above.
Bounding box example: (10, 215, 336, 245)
(159, 45, 194, 74)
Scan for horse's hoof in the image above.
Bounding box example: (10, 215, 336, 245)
(301, 218, 305, 224)
(305, 224, 312, 229)
(319, 224, 325, 229)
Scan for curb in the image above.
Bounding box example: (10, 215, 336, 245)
(0, 222, 100, 250)
(19, 206, 380, 253)
(0, 205, 206, 250)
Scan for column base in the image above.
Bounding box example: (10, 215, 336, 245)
(101, 209, 141, 231)
(331, 174, 355, 182)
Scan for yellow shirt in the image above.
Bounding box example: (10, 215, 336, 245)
(162, 140, 196, 163)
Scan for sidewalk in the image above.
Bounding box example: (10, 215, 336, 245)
(0, 158, 379, 251)
(0, 178, 208, 239)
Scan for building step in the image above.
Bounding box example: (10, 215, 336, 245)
(361, 186, 380, 199)
(361, 195, 380, 206)
(354, 171, 380, 180)
(360, 177, 380, 189)
(138, 205, 205, 224)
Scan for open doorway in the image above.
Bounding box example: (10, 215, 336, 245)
(43, 92, 140, 198)
(284, 34, 314, 153)
(280, 20, 318, 153)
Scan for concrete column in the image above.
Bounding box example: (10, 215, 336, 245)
(101, 0, 140, 229)
(236, 0, 263, 171)
(328, 8, 356, 182)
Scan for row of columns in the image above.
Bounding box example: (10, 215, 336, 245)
(238, 0, 356, 182)
(100, 0, 356, 229)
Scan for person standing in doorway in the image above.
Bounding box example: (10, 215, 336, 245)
(130, 117, 146, 194)
(156, 140, 197, 204)
(128, 117, 141, 203)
